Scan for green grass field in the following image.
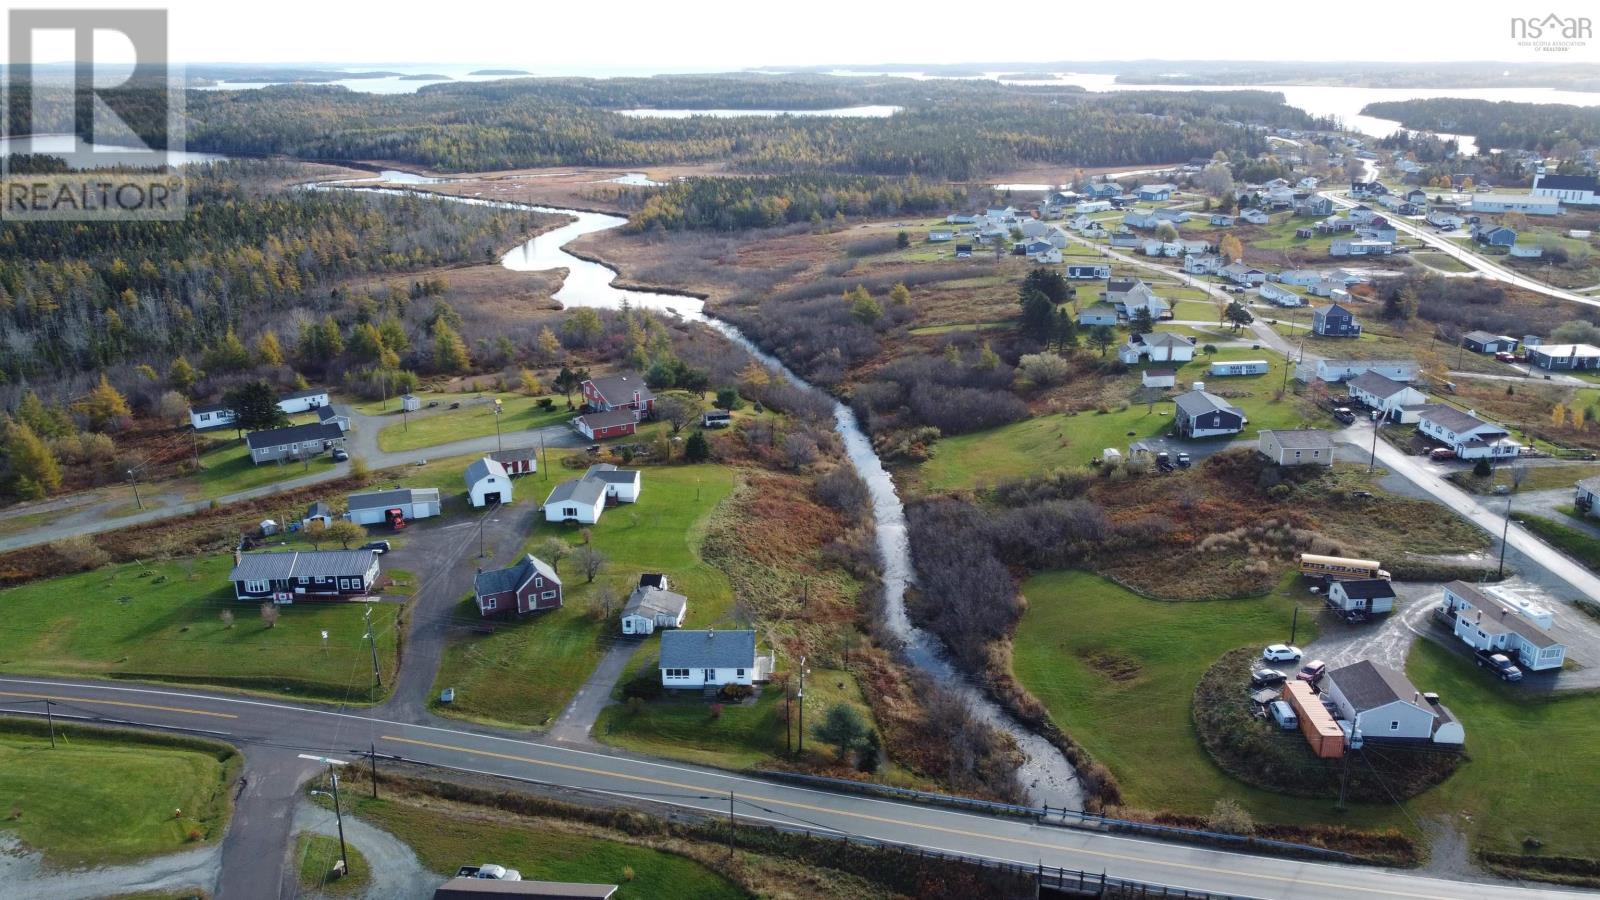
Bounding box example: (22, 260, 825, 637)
(596, 664, 876, 772)
(295, 833, 369, 896)
(430, 465, 739, 729)
(0, 723, 238, 866)
(192, 436, 342, 500)
(347, 794, 746, 900)
(0, 557, 401, 701)
(375, 392, 569, 453)
(918, 350, 1324, 493)
(1006, 572, 1385, 825)
(1518, 514, 1600, 572)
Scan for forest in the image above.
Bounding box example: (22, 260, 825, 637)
(616, 175, 962, 232)
(0, 160, 535, 384)
(1361, 98, 1600, 153)
(179, 77, 1324, 178)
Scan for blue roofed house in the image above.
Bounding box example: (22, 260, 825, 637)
(659, 629, 774, 689)
(1474, 225, 1517, 247)
(1136, 183, 1176, 202)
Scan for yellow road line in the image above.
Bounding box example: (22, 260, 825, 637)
(381, 735, 1459, 900)
(0, 690, 238, 720)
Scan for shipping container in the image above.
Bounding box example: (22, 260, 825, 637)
(1284, 681, 1344, 759)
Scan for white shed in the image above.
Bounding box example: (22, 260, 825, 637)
(543, 478, 606, 525)
(346, 488, 442, 526)
(464, 457, 512, 508)
(401, 394, 421, 412)
(583, 465, 642, 503)
(621, 584, 688, 636)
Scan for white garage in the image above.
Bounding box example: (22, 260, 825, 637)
(346, 488, 442, 527)
(465, 457, 512, 508)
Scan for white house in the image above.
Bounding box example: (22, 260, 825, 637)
(543, 477, 606, 525)
(1118, 332, 1195, 364)
(1141, 368, 1177, 389)
(1441, 581, 1567, 672)
(1219, 263, 1267, 285)
(1278, 269, 1324, 287)
(346, 488, 442, 526)
(1315, 359, 1418, 383)
(1077, 303, 1119, 326)
(1416, 405, 1520, 460)
(1324, 661, 1463, 745)
(659, 629, 772, 689)
(1075, 200, 1112, 214)
(620, 575, 688, 636)
(1258, 429, 1333, 466)
(583, 464, 642, 503)
(1258, 283, 1302, 307)
(1241, 208, 1270, 225)
(1183, 253, 1223, 275)
(189, 402, 236, 430)
(464, 456, 512, 508)
(1346, 371, 1428, 419)
(1327, 579, 1396, 615)
(1532, 172, 1599, 206)
(1469, 193, 1560, 216)
(189, 387, 331, 430)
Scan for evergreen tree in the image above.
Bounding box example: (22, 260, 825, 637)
(169, 357, 198, 396)
(5, 421, 62, 497)
(76, 374, 131, 431)
(685, 430, 711, 463)
(223, 381, 290, 432)
(431, 318, 471, 374)
(255, 330, 285, 367)
(205, 326, 251, 372)
(1019, 288, 1056, 340)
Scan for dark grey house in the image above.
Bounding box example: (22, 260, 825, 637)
(1311, 303, 1361, 338)
(1174, 389, 1245, 438)
(229, 549, 380, 601)
(245, 422, 346, 465)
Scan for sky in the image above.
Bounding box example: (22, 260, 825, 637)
(4, 0, 1599, 68)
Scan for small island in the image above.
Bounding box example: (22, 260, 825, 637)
(400, 74, 453, 81)
(469, 68, 532, 76)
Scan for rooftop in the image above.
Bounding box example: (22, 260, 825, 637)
(659, 629, 758, 670)
(1346, 371, 1413, 400)
(475, 553, 560, 598)
(244, 422, 344, 450)
(229, 549, 375, 583)
(347, 488, 440, 511)
(585, 372, 656, 405)
(1261, 429, 1333, 451)
(1328, 660, 1429, 713)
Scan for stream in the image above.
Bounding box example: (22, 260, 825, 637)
(325, 172, 1084, 809)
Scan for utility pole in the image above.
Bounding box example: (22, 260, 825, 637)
(328, 766, 349, 875)
(191, 429, 201, 471)
(1498, 486, 1514, 578)
(369, 742, 379, 799)
(44, 699, 55, 748)
(127, 468, 144, 510)
(1368, 416, 1382, 472)
(539, 433, 549, 481)
(797, 657, 808, 754)
(364, 606, 383, 690)
(493, 402, 503, 452)
(727, 790, 736, 863)
(1289, 606, 1300, 646)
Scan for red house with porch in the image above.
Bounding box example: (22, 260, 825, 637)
(581, 372, 656, 414)
(473, 554, 563, 617)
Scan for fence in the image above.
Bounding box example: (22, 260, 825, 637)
(757, 770, 1356, 863)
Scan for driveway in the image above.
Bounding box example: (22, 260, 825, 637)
(289, 800, 437, 900)
(548, 637, 641, 744)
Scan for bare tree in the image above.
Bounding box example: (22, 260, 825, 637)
(656, 395, 702, 435)
(573, 545, 608, 583)
(538, 537, 572, 573)
(783, 432, 819, 470)
(260, 601, 280, 629)
(591, 581, 621, 621)
(219, 609, 235, 629)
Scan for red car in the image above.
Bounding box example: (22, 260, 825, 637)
(1296, 660, 1327, 684)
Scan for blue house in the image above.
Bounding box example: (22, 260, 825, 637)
(1475, 225, 1517, 247)
(1311, 303, 1362, 338)
(1136, 183, 1176, 202)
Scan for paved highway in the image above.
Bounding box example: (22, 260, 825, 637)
(0, 676, 1588, 900)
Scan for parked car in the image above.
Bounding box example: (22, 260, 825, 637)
(1495, 351, 1517, 363)
(1268, 700, 1299, 730)
(1262, 644, 1303, 662)
(331, 448, 349, 462)
(1429, 447, 1457, 461)
(1176, 451, 1192, 468)
(1296, 659, 1328, 684)
(426, 400, 440, 408)
(1332, 407, 1357, 425)
(361, 540, 391, 554)
(1475, 649, 1524, 682)
(1250, 668, 1288, 689)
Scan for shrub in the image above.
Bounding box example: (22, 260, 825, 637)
(718, 683, 754, 701)
(1207, 798, 1255, 836)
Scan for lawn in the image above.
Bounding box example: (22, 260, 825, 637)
(430, 464, 739, 728)
(1517, 514, 1600, 572)
(0, 722, 238, 866)
(0, 557, 402, 702)
(1456, 462, 1600, 495)
(375, 392, 569, 453)
(1008, 572, 1418, 828)
(295, 832, 369, 896)
(1403, 640, 1600, 864)
(918, 351, 1325, 493)
(192, 436, 343, 500)
(346, 794, 746, 900)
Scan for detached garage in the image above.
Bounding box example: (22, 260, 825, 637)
(465, 457, 512, 508)
(346, 488, 442, 527)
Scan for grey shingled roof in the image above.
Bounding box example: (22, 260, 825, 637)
(229, 550, 374, 583)
(464, 456, 508, 486)
(583, 464, 640, 484)
(623, 585, 688, 621)
(1347, 371, 1411, 400)
(1262, 429, 1332, 451)
(659, 629, 757, 670)
(1174, 390, 1242, 419)
(489, 447, 537, 464)
(244, 422, 343, 450)
(347, 488, 440, 511)
(1328, 660, 1426, 712)
(1139, 332, 1194, 350)
(1417, 404, 1496, 435)
(585, 372, 655, 406)
(1337, 578, 1396, 601)
(475, 553, 560, 598)
(544, 478, 607, 507)
(316, 404, 347, 422)
(280, 388, 328, 401)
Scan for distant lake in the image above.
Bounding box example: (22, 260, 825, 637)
(0, 134, 225, 167)
(616, 105, 901, 119)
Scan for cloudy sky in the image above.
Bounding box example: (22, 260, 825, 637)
(7, 0, 1599, 68)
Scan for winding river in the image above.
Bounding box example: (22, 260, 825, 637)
(331, 172, 1084, 809)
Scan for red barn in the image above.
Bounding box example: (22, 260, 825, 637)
(581, 372, 656, 414)
(488, 447, 538, 476)
(575, 409, 638, 441)
(473, 554, 562, 617)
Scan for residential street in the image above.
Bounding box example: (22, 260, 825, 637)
(1, 675, 1590, 900)
(0, 407, 583, 555)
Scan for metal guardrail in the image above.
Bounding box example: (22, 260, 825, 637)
(756, 770, 1356, 863)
